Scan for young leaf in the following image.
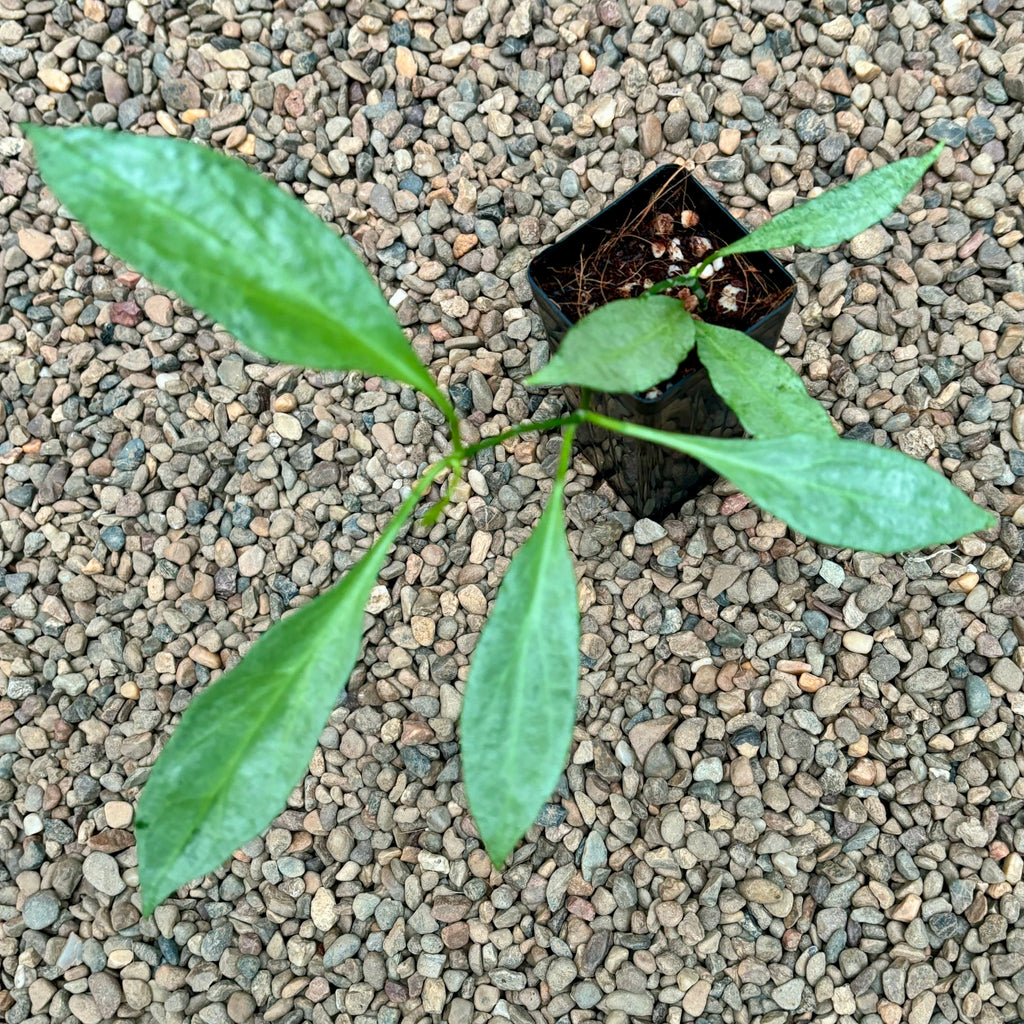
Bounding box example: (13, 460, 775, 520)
(527, 295, 695, 393)
(460, 481, 579, 867)
(712, 142, 943, 258)
(584, 413, 994, 554)
(135, 470, 440, 914)
(24, 125, 447, 411)
(695, 321, 835, 441)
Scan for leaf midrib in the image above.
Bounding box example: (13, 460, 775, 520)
(499, 512, 561, 814)
(719, 148, 938, 253)
(55, 140, 422, 388)
(619, 425, 956, 520)
(534, 299, 693, 386)
(467, 497, 574, 859)
(143, 621, 325, 904)
(690, 443, 910, 507)
(696, 327, 832, 439)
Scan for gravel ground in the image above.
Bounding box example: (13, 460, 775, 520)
(3, 0, 1024, 1022)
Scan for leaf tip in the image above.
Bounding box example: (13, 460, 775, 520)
(485, 838, 513, 871)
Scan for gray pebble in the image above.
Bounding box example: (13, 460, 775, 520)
(22, 891, 60, 930)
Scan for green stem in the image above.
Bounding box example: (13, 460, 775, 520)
(556, 422, 577, 485)
(691, 254, 714, 280)
(456, 412, 583, 463)
(643, 272, 708, 306)
(582, 409, 627, 428)
(413, 413, 582, 525)
(420, 462, 462, 527)
(400, 457, 457, 515)
(431, 387, 463, 454)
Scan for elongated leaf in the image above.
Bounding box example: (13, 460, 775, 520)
(713, 142, 943, 257)
(585, 413, 994, 554)
(25, 125, 446, 409)
(695, 321, 835, 441)
(527, 296, 695, 393)
(461, 483, 579, 866)
(135, 471, 439, 914)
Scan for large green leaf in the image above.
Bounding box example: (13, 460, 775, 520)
(527, 295, 696, 393)
(24, 125, 447, 409)
(461, 480, 579, 867)
(585, 413, 994, 554)
(713, 142, 943, 258)
(135, 469, 441, 914)
(695, 321, 835, 441)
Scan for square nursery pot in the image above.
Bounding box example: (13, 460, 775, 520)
(528, 164, 795, 520)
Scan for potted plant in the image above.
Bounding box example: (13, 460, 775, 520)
(528, 164, 795, 518)
(24, 125, 992, 916)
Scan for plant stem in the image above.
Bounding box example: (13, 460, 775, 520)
(400, 457, 457, 515)
(643, 273, 706, 307)
(420, 462, 461, 527)
(456, 412, 583, 463)
(690, 253, 716, 279)
(415, 413, 583, 524)
(581, 409, 627, 428)
(556, 422, 577, 483)
(435, 391, 464, 455)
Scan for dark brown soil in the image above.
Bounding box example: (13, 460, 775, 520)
(535, 169, 793, 334)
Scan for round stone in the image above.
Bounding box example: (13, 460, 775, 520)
(82, 852, 125, 896)
(23, 891, 60, 930)
(546, 957, 577, 994)
(573, 981, 603, 1009)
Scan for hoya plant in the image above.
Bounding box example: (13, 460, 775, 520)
(23, 126, 992, 914)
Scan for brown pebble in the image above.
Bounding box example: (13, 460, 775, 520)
(110, 301, 144, 326)
(144, 295, 174, 326)
(453, 233, 478, 258)
(401, 719, 435, 745)
(891, 894, 921, 921)
(421, 544, 446, 566)
(227, 991, 256, 1023)
(395, 46, 417, 77)
(848, 758, 879, 786)
(189, 645, 222, 670)
(39, 67, 72, 92)
(778, 660, 812, 674)
(949, 571, 978, 593)
(18, 228, 55, 261)
(87, 829, 135, 853)
(798, 672, 826, 692)
(719, 493, 749, 515)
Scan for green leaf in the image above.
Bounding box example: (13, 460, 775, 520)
(584, 413, 995, 554)
(695, 321, 835, 441)
(527, 296, 695, 393)
(24, 125, 447, 410)
(135, 469, 440, 914)
(713, 142, 943, 258)
(461, 481, 579, 867)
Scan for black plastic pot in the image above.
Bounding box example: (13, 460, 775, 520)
(528, 165, 795, 520)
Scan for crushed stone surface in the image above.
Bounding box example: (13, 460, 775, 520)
(2, 0, 1024, 1022)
